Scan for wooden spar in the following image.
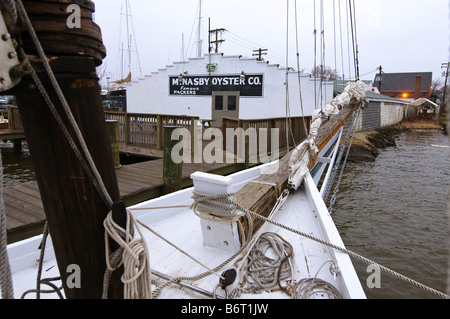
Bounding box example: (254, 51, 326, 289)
(235, 101, 361, 234)
(3, 1, 124, 298)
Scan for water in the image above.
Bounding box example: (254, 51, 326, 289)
(332, 130, 450, 299)
(0, 141, 35, 187)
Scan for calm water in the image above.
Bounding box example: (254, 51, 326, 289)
(1, 131, 449, 299)
(332, 130, 450, 299)
(0, 141, 35, 187)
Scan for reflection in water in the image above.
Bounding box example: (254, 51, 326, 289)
(0, 141, 35, 187)
(332, 131, 450, 299)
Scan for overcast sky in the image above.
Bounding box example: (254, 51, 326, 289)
(93, 0, 449, 84)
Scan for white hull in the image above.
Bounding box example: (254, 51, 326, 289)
(6, 161, 366, 299)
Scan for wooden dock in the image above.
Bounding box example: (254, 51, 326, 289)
(4, 157, 246, 244)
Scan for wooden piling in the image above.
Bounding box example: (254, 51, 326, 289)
(4, 0, 124, 299)
(163, 126, 183, 194)
(106, 120, 121, 169)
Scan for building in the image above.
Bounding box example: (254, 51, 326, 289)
(373, 72, 433, 101)
(126, 53, 334, 127)
(335, 80, 411, 132)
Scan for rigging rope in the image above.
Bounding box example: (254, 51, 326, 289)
(322, 107, 362, 208)
(20, 223, 64, 299)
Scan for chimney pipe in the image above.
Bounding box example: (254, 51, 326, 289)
(415, 75, 422, 100)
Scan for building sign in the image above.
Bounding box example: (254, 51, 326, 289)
(169, 74, 263, 97)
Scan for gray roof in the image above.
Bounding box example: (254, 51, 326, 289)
(334, 80, 408, 104)
(373, 72, 432, 92)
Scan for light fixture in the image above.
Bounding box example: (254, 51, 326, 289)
(240, 71, 245, 81)
(178, 73, 183, 81)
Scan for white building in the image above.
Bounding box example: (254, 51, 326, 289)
(126, 53, 333, 127)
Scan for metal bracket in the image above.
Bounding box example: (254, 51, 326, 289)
(0, 9, 21, 91)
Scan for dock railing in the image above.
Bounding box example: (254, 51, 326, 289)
(104, 111, 199, 150)
(221, 116, 311, 165)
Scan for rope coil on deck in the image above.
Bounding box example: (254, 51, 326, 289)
(103, 210, 152, 299)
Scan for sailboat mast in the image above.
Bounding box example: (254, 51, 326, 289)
(126, 0, 132, 75)
(197, 0, 202, 58)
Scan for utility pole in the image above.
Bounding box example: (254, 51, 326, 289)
(377, 65, 383, 92)
(252, 48, 268, 61)
(209, 26, 226, 53)
(441, 62, 449, 113)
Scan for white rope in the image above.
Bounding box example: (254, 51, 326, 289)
(292, 260, 342, 299)
(103, 210, 152, 299)
(230, 232, 294, 297)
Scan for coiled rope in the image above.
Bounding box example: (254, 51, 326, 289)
(292, 261, 342, 299)
(230, 232, 294, 298)
(103, 210, 152, 299)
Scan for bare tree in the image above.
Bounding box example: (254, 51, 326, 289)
(96, 62, 110, 89)
(311, 65, 340, 81)
(431, 78, 445, 103)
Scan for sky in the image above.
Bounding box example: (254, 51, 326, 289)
(92, 0, 449, 85)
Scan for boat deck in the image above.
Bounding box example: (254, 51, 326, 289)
(4, 157, 245, 244)
(7, 165, 366, 299)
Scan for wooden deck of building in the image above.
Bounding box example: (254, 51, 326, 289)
(4, 158, 246, 244)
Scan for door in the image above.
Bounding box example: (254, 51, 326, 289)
(211, 92, 240, 128)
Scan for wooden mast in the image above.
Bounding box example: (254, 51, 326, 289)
(3, 0, 125, 298)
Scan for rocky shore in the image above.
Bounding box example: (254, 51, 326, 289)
(347, 120, 446, 163)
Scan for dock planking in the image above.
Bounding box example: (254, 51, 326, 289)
(4, 157, 246, 244)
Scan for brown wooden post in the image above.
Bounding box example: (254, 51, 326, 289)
(106, 120, 121, 169)
(163, 126, 183, 194)
(124, 113, 131, 146)
(190, 117, 196, 154)
(156, 115, 162, 149)
(4, 0, 124, 299)
(241, 121, 250, 169)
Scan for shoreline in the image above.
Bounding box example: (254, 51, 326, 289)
(347, 119, 446, 163)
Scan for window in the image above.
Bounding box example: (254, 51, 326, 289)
(228, 96, 237, 111)
(215, 95, 223, 110)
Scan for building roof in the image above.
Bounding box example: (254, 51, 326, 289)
(334, 80, 408, 104)
(408, 98, 439, 109)
(373, 72, 432, 93)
